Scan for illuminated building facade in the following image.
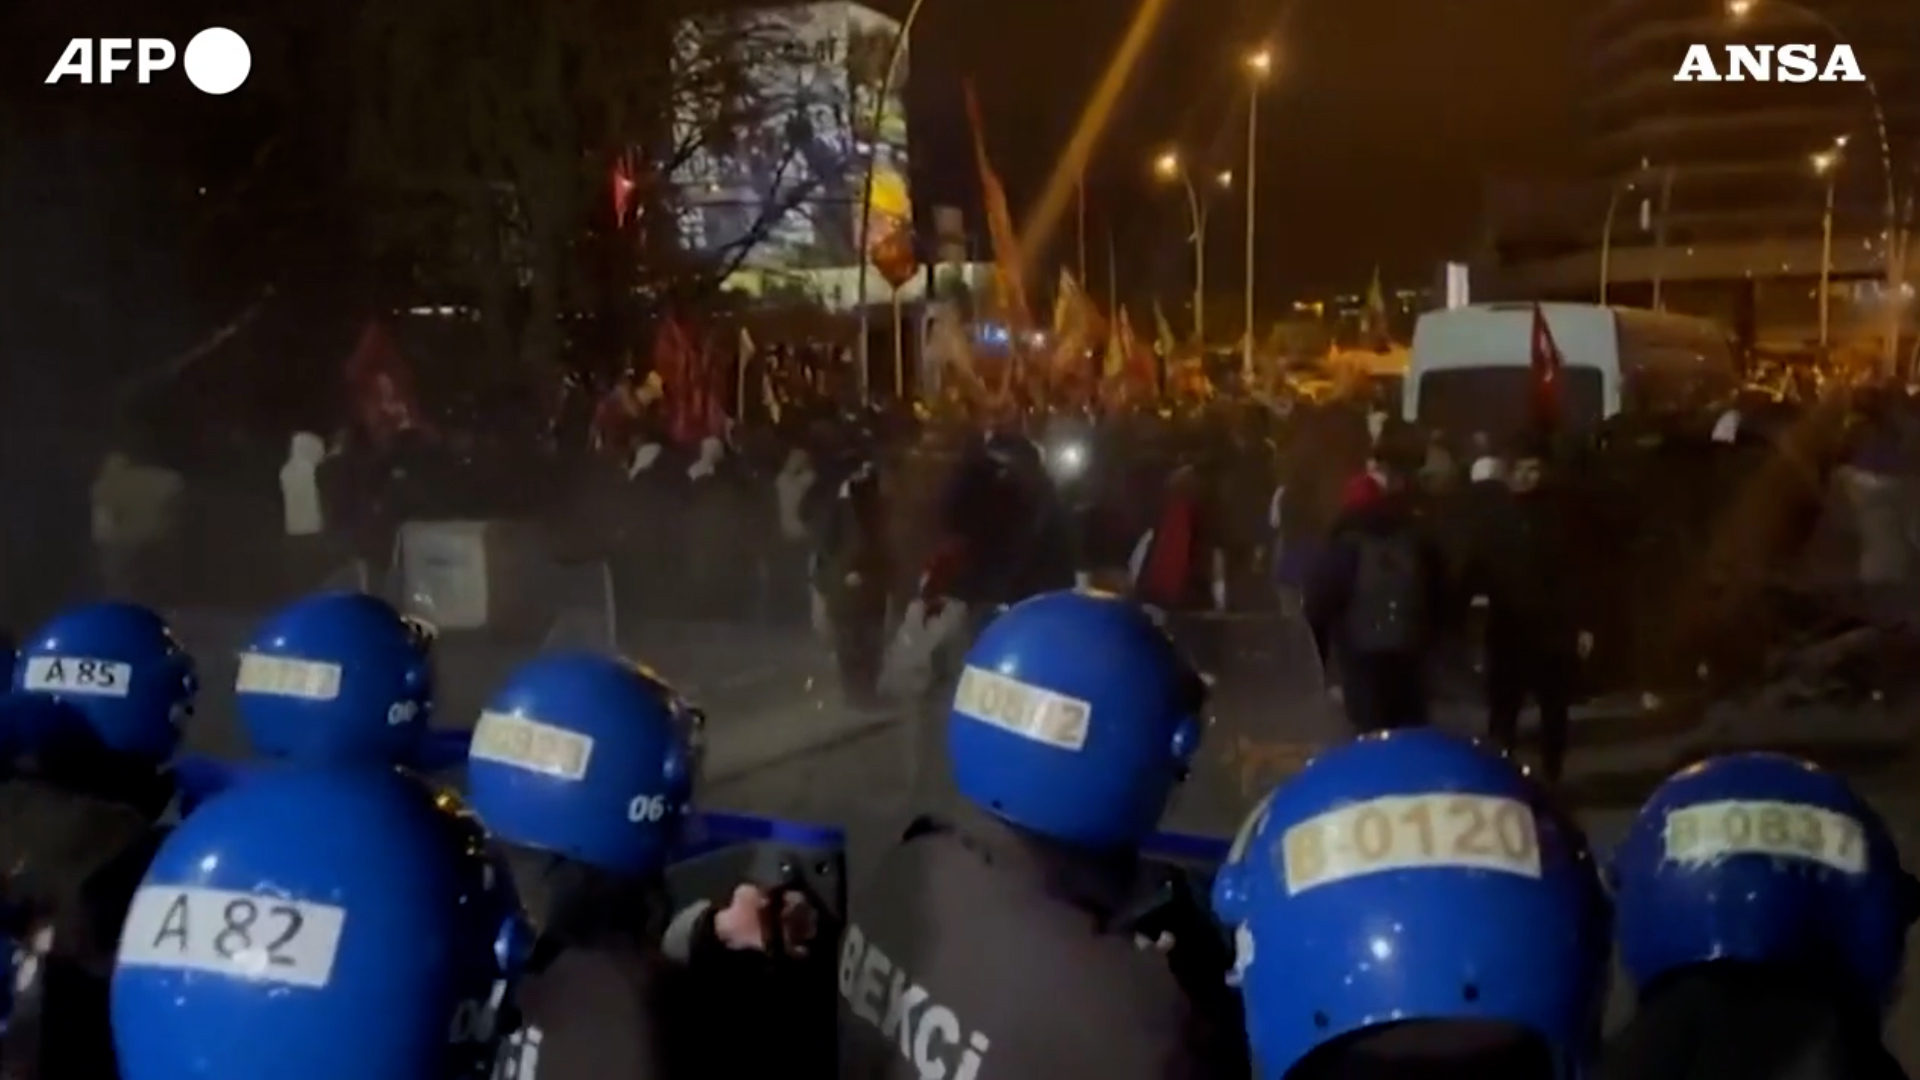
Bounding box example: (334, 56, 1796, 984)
(671, 1, 910, 310)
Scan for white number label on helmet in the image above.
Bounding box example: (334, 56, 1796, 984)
(22, 656, 132, 697)
(628, 795, 670, 823)
(1662, 799, 1866, 875)
(1279, 793, 1542, 896)
(387, 700, 421, 726)
(470, 711, 594, 782)
(235, 654, 342, 701)
(952, 666, 1091, 752)
(116, 886, 346, 989)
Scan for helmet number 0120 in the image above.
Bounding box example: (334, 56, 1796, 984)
(1279, 793, 1542, 896)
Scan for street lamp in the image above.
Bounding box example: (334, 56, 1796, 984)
(1727, 0, 1901, 374)
(1813, 135, 1848, 351)
(851, 0, 932, 403)
(1154, 151, 1229, 347)
(1243, 46, 1271, 382)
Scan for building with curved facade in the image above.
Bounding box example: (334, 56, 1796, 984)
(1478, 0, 1920, 349)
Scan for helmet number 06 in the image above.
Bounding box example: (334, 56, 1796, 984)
(628, 795, 670, 823)
(1280, 793, 1543, 896)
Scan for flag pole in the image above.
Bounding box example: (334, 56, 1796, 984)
(1105, 226, 1118, 317)
(1076, 172, 1089, 282)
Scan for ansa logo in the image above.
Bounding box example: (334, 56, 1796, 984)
(1674, 43, 1865, 83)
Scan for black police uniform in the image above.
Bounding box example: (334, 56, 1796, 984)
(837, 806, 1248, 1080)
(0, 748, 177, 1080)
(494, 846, 834, 1080)
(1599, 963, 1909, 1080)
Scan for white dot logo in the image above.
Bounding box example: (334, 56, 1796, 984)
(182, 27, 249, 95)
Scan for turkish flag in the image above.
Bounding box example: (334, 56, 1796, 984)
(1529, 302, 1565, 431)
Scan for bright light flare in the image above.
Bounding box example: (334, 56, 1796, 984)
(1215, 170, 1233, 188)
(1246, 48, 1272, 77)
(1726, 0, 1754, 18)
(1047, 440, 1090, 480)
(1154, 151, 1181, 179)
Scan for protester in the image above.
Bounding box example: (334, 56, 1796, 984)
(1304, 441, 1450, 730)
(1461, 436, 1591, 782)
(1131, 463, 1229, 671)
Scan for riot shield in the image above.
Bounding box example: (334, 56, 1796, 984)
(1156, 609, 1339, 846)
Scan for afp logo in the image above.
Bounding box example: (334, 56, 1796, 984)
(46, 28, 251, 95)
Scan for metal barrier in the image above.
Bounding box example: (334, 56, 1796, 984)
(378, 522, 619, 651)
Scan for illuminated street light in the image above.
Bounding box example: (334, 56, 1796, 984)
(1241, 44, 1271, 382)
(1216, 170, 1234, 188)
(1153, 149, 1214, 344)
(1724, 0, 1901, 374)
(1814, 136, 1849, 350)
(852, 0, 934, 403)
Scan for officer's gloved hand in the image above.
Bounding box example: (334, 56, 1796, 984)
(711, 884, 818, 958)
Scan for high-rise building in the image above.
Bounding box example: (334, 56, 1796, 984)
(1481, 0, 1920, 346)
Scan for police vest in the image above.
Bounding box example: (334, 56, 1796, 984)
(839, 924, 991, 1080)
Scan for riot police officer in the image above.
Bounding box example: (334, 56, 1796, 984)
(467, 652, 826, 1080)
(1215, 727, 1613, 1080)
(111, 766, 525, 1080)
(0, 601, 197, 1080)
(1604, 752, 1918, 1080)
(236, 590, 438, 766)
(840, 589, 1241, 1079)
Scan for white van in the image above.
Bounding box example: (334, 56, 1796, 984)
(1402, 302, 1738, 436)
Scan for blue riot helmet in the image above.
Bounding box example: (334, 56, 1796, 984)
(1613, 752, 1916, 1007)
(947, 590, 1205, 850)
(237, 592, 435, 765)
(111, 767, 526, 1080)
(13, 602, 196, 762)
(465, 652, 698, 877)
(1214, 729, 1611, 1080)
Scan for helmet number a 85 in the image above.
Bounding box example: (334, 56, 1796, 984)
(628, 795, 669, 823)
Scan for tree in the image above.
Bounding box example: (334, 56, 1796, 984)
(350, 0, 827, 388)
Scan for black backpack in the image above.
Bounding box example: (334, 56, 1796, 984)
(1343, 531, 1429, 654)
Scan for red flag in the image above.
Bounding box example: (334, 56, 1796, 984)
(611, 151, 638, 227)
(653, 317, 701, 447)
(1529, 302, 1565, 430)
(962, 79, 1032, 333)
(343, 321, 423, 447)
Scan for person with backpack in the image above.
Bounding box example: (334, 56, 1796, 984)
(1304, 446, 1451, 732)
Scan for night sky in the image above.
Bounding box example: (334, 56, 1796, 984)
(907, 0, 1580, 301)
(0, 0, 1583, 308)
